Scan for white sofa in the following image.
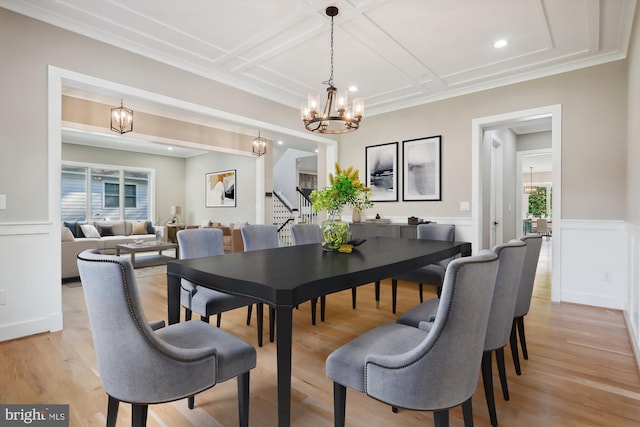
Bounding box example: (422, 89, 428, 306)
(61, 220, 156, 279)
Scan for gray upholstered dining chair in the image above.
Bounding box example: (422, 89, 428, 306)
(326, 250, 499, 427)
(510, 234, 543, 375)
(388, 223, 456, 313)
(177, 228, 268, 347)
(77, 249, 256, 427)
(240, 224, 279, 343)
(397, 239, 527, 427)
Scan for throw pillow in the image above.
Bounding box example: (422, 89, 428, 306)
(132, 221, 148, 235)
(80, 224, 101, 239)
(61, 226, 75, 242)
(63, 221, 81, 238)
(96, 224, 114, 237)
(146, 221, 155, 234)
(200, 219, 212, 227)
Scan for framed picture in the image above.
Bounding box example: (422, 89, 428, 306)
(205, 169, 236, 207)
(402, 136, 441, 201)
(365, 142, 398, 202)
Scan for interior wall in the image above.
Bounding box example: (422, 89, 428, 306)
(184, 152, 257, 226)
(626, 0, 640, 363)
(337, 61, 627, 222)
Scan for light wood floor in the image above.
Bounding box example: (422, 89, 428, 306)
(2, 241, 640, 426)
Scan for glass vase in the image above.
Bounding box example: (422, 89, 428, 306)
(321, 217, 349, 251)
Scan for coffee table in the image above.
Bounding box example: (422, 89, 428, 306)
(116, 241, 179, 268)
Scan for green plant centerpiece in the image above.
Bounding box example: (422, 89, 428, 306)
(310, 163, 372, 252)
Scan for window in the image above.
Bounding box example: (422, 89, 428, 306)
(104, 183, 137, 208)
(62, 163, 153, 222)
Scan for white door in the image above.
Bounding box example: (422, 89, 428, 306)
(489, 134, 503, 247)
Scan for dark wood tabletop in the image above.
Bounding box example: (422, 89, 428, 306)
(166, 236, 471, 427)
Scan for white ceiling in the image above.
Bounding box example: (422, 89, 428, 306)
(3, 0, 635, 161)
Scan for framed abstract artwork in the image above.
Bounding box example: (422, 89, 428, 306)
(205, 169, 236, 207)
(365, 142, 398, 202)
(402, 136, 441, 201)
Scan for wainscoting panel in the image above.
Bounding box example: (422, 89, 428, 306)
(0, 222, 62, 342)
(626, 223, 640, 368)
(559, 220, 628, 310)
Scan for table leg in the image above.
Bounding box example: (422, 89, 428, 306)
(130, 252, 136, 268)
(276, 307, 293, 427)
(167, 274, 181, 325)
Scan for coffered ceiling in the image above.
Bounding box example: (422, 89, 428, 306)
(2, 0, 636, 117)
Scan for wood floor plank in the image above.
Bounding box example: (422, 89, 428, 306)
(1, 241, 639, 426)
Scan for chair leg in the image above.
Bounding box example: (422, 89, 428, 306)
(334, 382, 347, 427)
(392, 406, 398, 413)
(246, 304, 253, 326)
(496, 347, 510, 400)
(310, 297, 317, 325)
(510, 320, 522, 375)
(238, 371, 250, 427)
(419, 283, 424, 303)
(184, 308, 192, 321)
(374, 281, 380, 308)
(516, 316, 528, 359)
(351, 287, 357, 309)
(106, 395, 119, 427)
(481, 351, 498, 427)
(131, 404, 148, 427)
(433, 409, 449, 427)
(216, 313, 222, 328)
(391, 279, 398, 314)
(462, 398, 474, 427)
(256, 303, 264, 347)
(188, 395, 194, 409)
(320, 295, 326, 322)
(269, 307, 275, 342)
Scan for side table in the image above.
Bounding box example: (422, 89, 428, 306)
(166, 224, 185, 243)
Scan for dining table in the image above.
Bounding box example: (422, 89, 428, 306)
(166, 236, 472, 427)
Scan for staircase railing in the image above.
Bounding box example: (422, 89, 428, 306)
(273, 191, 296, 246)
(296, 187, 318, 225)
(272, 188, 318, 246)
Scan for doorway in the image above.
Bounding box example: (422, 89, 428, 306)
(471, 105, 562, 302)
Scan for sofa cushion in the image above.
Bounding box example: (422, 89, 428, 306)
(64, 221, 83, 238)
(96, 223, 115, 237)
(80, 224, 101, 238)
(61, 226, 75, 242)
(132, 221, 148, 235)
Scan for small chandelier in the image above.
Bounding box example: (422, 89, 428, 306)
(252, 131, 267, 157)
(110, 99, 133, 134)
(523, 167, 535, 194)
(301, 6, 363, 134)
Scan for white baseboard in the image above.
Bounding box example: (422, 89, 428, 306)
(0, 312, 62, 342)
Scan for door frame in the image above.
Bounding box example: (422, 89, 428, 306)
(471, 104, 562, 302)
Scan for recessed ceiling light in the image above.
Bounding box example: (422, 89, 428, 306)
(315, 149, 318, 153)
(348, 85, 358, 92)
(167, 146, 173, 151)
(494, 39, 508, 49)
(278, 140, 283, 145)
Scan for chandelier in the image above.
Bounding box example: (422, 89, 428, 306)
(523, 167, 535, 194)
(110, 99, 133, 134)
(301, 6, 363, 134)
(252, 131, 267, 157)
